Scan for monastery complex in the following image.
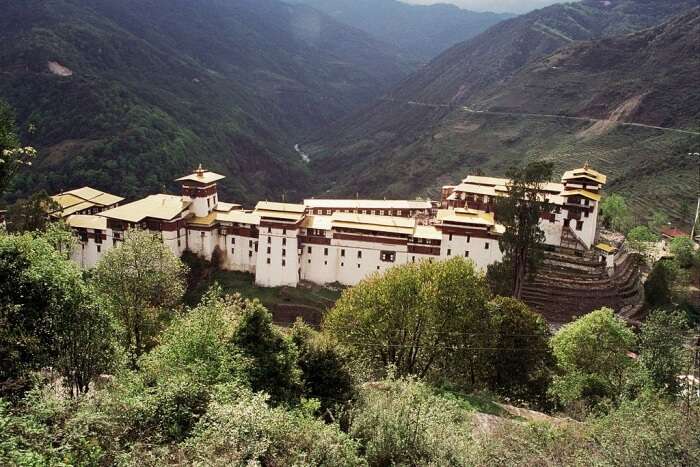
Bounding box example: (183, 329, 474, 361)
(54, 164, 614, 290)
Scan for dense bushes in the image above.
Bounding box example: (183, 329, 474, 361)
(1, 229, 697, 465)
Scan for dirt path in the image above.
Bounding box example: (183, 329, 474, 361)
(378, 97, 700, 136)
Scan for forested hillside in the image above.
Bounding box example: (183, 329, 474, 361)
(309, 0, 700, 219)
(0, 0, 411, 203)
(289, 0, 512, 60)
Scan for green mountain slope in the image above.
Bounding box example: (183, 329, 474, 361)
(289, 0, 512, 61)
(310, 1, 700, 219)
(0, 0, 412, 203)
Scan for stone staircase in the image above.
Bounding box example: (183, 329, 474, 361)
(520, 249, 644, 327)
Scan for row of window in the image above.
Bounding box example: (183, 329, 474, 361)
(312, 208, 422, 216)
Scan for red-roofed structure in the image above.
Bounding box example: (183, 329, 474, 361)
(661, 227, 689, 239)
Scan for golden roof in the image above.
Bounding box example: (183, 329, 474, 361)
(304, 199, 431, 210)
(216, 210, 261, 226)
(51, 187, 124, 218)
(562, 166, 607, 184)
(67, 214, 108, 230)
(100, 194, 190, 223)
(187, 212, 218, 227)
(254, 202, 306, 222)
(176, 166, 226, 184)
(301, 215, 333, 230)
(214, 202, 241, 213)
(331, 212, 416, 235)
(594, 243, 617, 254)
(561, 189, 602, 202)
(437, 208, 496, 226)
(412, 225, 442, 240)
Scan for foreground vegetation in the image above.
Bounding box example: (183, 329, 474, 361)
(1, 225, 698, 466)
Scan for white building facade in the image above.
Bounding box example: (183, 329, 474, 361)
(65, 164, 607, 287)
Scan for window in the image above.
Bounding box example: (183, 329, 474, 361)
(231, 248, 235, 254)
(231, 237, 235, 244)
(268, 227, 272, 233)
(324, 261, 328, 265)
(267, 247, 271, 254)
(307, 246, 312, 254)
(282, 238, 286, 246)
(377, 266, 380, 270)
(97, 245, 101, 253)
(380, 251, 396, 263)
(466, 235, 471, 243)
(380, 210, 385, 216)
(267, 258, 270, 264)
(485, 242, 490, 250)
(341, 249, 345, 257)
(357, 251, 362, 259)
(200, 232, 205, 237)
(283, 229, 286, 235)
(268, 236, 271, 244)
(584, 211, 589, 218)
(397, 210, 402, 216)
(341, 262, 344, 267)
(308, 259, 311, 264)
(447, 249, 452, 256)
(249, 251, 253, 258)
(388, 210, 393, 216)
(324, 248, 329, 256)
(282, 259, 286, 267)
(255, 243, 259, 253)
(249, 240, 253, 247)
(207, 198, 210, 207)
(358, 264, 361, 269)
(576, 221, 584, 231)
(282, 249, 286, 257)
(95, 233, 102, 244)
(465, 251, 470, 258)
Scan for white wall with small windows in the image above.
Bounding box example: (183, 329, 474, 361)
(219, 233, 258, 273)
(71, 228, 114, 269)
(255, 226, 300, 287)
(439, 231, 503, 271)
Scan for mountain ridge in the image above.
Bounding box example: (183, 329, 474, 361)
(309, 0, 700, 219)
(289, 0, 512, 60)
(0, 0, 412, 203)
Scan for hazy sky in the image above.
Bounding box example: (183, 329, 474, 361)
(403, 0, 570, 14)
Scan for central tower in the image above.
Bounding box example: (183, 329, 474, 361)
(176, 164, 226, 218)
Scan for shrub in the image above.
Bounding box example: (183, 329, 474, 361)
(182, 385, 363, 466)
(349, 378, 473, 466)
(550, 308, 636, 411)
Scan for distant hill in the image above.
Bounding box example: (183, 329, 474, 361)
(290, 0, 512, 61)
(0, 0, 412, 203)
(310, 0, 700, 219)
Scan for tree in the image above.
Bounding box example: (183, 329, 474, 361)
(637, 310, 689, 397)
(231, 300, 301, 404)
(644, 260, 676, 308)
(487, 297, 554, 406)
(324, 258, 491, 382)
(600, 194, 632, 233)
(669, 236, 696, 268)
(550, 308, 636, 409)
(485, 259, 513, 297)
(648, 210, 670, 233)
(0, 101, 35, 195)
(494, 161, 555, 299)
(93, 229, 187, 362)
(291, 320, 355, 413)
(626, 225, 659, 264)
(0, 233, 116, 397)
(5, 192, 59, 233)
